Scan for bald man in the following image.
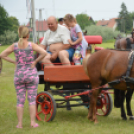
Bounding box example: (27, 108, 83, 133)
(40, 16, 75, 66)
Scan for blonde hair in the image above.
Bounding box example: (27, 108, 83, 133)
(18, 26, 30, 45)
(64, 14, 77, 23)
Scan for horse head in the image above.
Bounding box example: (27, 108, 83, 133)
(114, 35, 128, 50)
(83, 30, 87, 35)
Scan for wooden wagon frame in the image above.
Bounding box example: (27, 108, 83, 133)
(36, 36, 113, 122)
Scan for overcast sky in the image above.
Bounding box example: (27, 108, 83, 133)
(0, 0, 134, 25)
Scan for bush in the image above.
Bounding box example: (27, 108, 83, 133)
(0, 30, 17, 45)
(0, 34, 6, 45)
(84, 25, 124, 42)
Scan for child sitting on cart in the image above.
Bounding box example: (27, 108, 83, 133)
(63, 14, 88, 65)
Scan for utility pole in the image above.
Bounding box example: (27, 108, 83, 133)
(36, 8, 44, 39)
(31, 0, 37, 43)
(133, 17, 134, 28)
(53, 0, 56, 16)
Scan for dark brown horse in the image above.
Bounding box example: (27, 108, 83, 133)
(114, 35, 134, 120)
(83, 49, 134, 123)
(83, 30, 87, 36)
(114, 33, 134, 50)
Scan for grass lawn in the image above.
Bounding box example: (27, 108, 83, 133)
(1, 43, 134, 134)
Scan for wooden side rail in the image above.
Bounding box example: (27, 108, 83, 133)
(44, 65, 89, 82)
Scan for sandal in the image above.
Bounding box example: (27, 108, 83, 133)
(31, 123, 39, 128)
(16, 125, 23, 128)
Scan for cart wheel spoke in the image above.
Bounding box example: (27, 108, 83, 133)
(44, 96, 47, 101)
(37, 110, 43, 115)
(36, 100, 43, 104)
(101, 107, 106, 114)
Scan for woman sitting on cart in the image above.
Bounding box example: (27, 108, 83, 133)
(40, 16, 75, 66)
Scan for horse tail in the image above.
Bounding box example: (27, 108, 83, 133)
(82, 54, 91, 76)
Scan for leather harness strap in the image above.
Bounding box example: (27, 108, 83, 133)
(126, 51, 134, 76)
(125, 51, 134, 89)
(126, 38, 131, 49)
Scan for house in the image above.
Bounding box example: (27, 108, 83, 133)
(96, 18, 118, 31)
(26, 19, 48, 38)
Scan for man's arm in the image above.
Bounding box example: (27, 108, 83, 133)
(59, 27, 71, 50)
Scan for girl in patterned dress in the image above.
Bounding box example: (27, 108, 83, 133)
(64, 14, 88, 65)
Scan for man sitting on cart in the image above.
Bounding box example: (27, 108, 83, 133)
(40, 16, 75, 66)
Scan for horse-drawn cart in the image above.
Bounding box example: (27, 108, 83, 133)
(36, 36, 113, 122)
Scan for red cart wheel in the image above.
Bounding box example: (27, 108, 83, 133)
(96, 93, 113, 116)
(36, 91, 56, 122)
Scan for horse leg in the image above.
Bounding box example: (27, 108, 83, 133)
(114, 89, 121, 108)
(88, 87, 101, 124)
(120, 90, 127, 120)
(92, 89, 101, 124)
(126, 89, 134, 120)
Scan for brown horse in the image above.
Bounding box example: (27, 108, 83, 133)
(83, 49, 134, 123)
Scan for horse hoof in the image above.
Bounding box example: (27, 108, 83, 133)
(94, 120, 98, 124)
(122, 117, 127, 120)
(129, 116, 134, 120)
(87, 115, 92, 120)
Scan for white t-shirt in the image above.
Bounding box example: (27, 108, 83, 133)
(41, 24, 71, 49)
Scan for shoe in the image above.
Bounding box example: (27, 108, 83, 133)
(16, 125, 23, 128)
(31, 123, 39, 128)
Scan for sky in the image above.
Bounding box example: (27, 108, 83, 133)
(0, 0, 134, 25)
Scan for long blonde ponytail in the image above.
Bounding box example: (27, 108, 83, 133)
(18, 26, 30, 45)
(18, 38, 23, 45)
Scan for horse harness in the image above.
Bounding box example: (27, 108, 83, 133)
(108, 51, 134, 90)
(126, 38, 132, 49)
(126, 38, 134, 49)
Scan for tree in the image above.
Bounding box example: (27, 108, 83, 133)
(85, 25, 123, 42)
(129, 12, 134, 30)
(0, 30, 17, 45)
(0, 4, 10, 35)
(76, 13, 94, 30)
(0, 4, 20, 36)
(116, 2, 132, 33)
(8, 16, 19, 33)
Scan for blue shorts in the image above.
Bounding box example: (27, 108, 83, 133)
(48, 48, 75, 63)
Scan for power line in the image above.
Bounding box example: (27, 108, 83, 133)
(8, 9, 120, 13)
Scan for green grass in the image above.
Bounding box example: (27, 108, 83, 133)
(96, 42, 115, 49)
(1, 43, 134, 134)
